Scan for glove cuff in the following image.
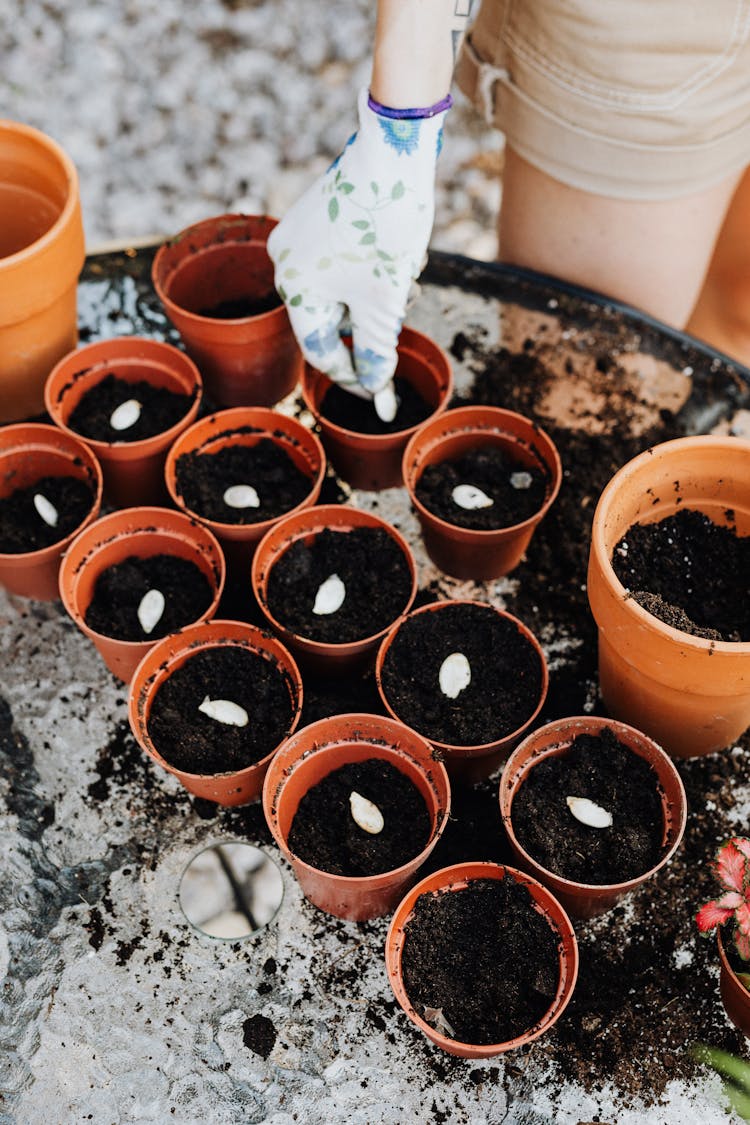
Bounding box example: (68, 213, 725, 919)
(367, 92, 453, 120)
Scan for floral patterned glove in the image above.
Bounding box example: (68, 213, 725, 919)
(267, 87, 449, 420)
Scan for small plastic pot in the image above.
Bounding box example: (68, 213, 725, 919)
(0, 423, 102, 600)
(301, 327, 453, 491)
(45, 337, 202, 508)
(402, 405, 561, 580)
(151, 214, 302, 408)
(59, 506, 225, 683)
(262, 713, 451, 920)
(718, 929, 750, 1038)
(252, 504, 418, 678)
(587, 435, 750, 757)
(385, 861, 578, 1058)
(499, 716, 687, 919)
(129, 619, 303, 806)
(376, 600, 549, 782)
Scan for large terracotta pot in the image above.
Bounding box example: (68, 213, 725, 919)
(718, 929, 750, 1038)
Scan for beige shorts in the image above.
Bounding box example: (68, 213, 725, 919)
(455, 0, 750, 199)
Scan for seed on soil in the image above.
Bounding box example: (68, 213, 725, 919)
(423, 1006, 456, 1039)
(349, 790, 384, 834)
(197, 696, 249, 727)
(566, 795, 613, 829)
(312, 573, 346, 616)
(439, 651, 472, 699)
(510, 471, 533, 490)
(109, 398, 142, 431)
(374, 384, 398, 424)
(222, 483, 261, 509)
(452, 484, 494, 510)
(33, 493, 58, 527)
(136, 588, 165, 635)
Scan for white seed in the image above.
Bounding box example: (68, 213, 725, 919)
(423, 1007, 456, 1039)
(137, 588, 165, 635)
(439, 652, 471, 699)
(349, 790, 384, 835)
(312, 573, 346, 616)
(223, 483, 260, 509)
(33, 493, 58, 527)
(566, 795, 613, 829)
(510, 471, 533, 490)
(452, 484, 494, 510)
(198, 696, 249, 727)
(374, 384, 398, 423)
(110, 398, 142, 431)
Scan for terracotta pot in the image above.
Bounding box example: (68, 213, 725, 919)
(0, 423, 102, 600)
(0, 120, 85, 423)
(385, 861, 578, 1057)
(301, 327, 453, 491)
(376, 600, 549, 783)
(402, 405, 561, 580)
(45, 337, 202, 508)
(164, 406, 326, 575)
(499, 715, 687, 919)
(252, 504, 417, 678)
(151, 213, 302, 408)
(129, 619, 302, 806)
(59, 506, 225, 683)
(262, 713, 451, 920)
(587, 435, 750, 758)
(718, 929, 750, 1038)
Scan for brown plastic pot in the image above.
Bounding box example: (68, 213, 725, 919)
(587, 436, 750, 758)
(385, 861, 578, 1058)
(376, 600, 549, 782)
(0, 423, 102, 600)
(151, 214, 302, 408)
(252, 504, 418, 678)
(402, 405, 561, 580)
(45, 337, 202, 508)
(718, 929, 750, 1038)
(129, 619, 303, 806)
(0, 120, 85, 422)
(301, 326, 453, 491)
(262, 712, 451, 920)
(59, 506, 225, 683)
(499, 715, 687, 919)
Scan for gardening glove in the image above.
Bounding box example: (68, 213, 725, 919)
(267, 86, 449, 421)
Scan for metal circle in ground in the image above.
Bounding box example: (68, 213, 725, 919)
(178, 842, 284, 939)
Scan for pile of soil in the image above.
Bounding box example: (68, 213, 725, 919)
(0, 476, 95, 552)
(67, 373, 194, 442)
(379, 603, 543, 746)
(147, 645, 295, 774)
(84, 554, 214, 640)
(198, 292, 281, 318)
(414, 444, 549, 530)
(319, 376, 432, 434)
(401, 875, 560, 1045)
(287, 758, 431, 876)
(265, 526, 412, 643)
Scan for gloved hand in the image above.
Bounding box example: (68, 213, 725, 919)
(267, 87, 449, 421)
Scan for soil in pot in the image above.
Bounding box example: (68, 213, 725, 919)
(0, 475, 95, 552)
(147, 645, 295, 774)
(84, 554, 214, 641)
(380, 603, 543, 746)
(198, 292, 282, 318)
(401, 874, 559, 1045)
(174, 438, 312, 525)
(319, 376, 431, 435)
(66, 373, 195, 442)
(265, 527, 412, 643)
(286, 758, 431, 877)
(611, 508, 750, 642)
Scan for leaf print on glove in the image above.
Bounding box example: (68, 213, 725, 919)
(378, 118, 422, 156)
(354, 346, 392, 394)
(303, 324, 342, 358)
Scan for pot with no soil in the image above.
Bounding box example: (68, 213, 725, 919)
(386, 861, 578, 1058)
(59, 506, 225, 682)
(588, 435, 750, 758)
(499, 716, 687, 919)
(0, 422, 102, 600)
(402, 405, 561, 580)
(301, 326, 453, 491)
(262, 712, 451, 920)
(252, 504, 417, 677)
(45, 337, 202, 508)
(151, 213, 302, 408)
(697, 836, 750, 1038)
(376, 600, 548, 782)
(129, 618, 303, 806)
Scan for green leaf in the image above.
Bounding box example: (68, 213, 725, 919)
(391, 181, 405, 200)
(359, 232, 376, 245)
(283, 267, 299, 279)
(376, 249, 393, 261)
(277, 248, 290, 263)
(289, 294, 302, 307)
(328, 197, 339, 222)
(317, 257, 332, 269)
(340, 252, 363, 263)
(370, 181, 379, 195)
(277, 285, 287, 302)
(352, 220, 370, 230)
(373, 268, 381, 278)
(335, 169, 342, 184)
(339, 182, 354, 194)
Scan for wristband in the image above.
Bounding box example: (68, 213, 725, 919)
(367, 92, 453, 120)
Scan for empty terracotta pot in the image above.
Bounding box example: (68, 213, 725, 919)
(45, 337, 202, 508)
(499, 715, 687, 919)
(588, 435, 750, 757)
(718, 929, 750, 1038)
(402, 405, 561, 580)
(151, 213, 302, 408)
(0, 423, 102, 600)
(262, 712, 451, 920)
(301, 327, 453, 491)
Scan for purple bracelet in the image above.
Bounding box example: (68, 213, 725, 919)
(367, 92, 453, 120)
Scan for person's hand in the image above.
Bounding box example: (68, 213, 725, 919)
(267, 87, 449, 421)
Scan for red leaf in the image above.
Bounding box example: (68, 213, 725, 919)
(716, 840, 749, 893)
(731, 837, 750, 863)
(735, 931, 750, 962)
(697, 895, 741, 932)
(736, 901, 750, 936)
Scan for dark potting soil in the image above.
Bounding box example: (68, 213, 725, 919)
(174, 438, 313, 525)
(67, 373, 194, 442)
(300, 672, 386, 728)
(511, 726, 665, 884)
(379, 602, 543, 746)
(198, 292, 281, 318)
(401, 875, 560, 1045)
(612, 507, 750, 642)
(319, 376, 432, 435)
(84, 554, 214, 641)
(0, 475, 95, 552)
(147, 645, 295, 775)
(287, 758, 431, 877)
(414, 444, 550, 531)
(264, 526, 412, 644)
